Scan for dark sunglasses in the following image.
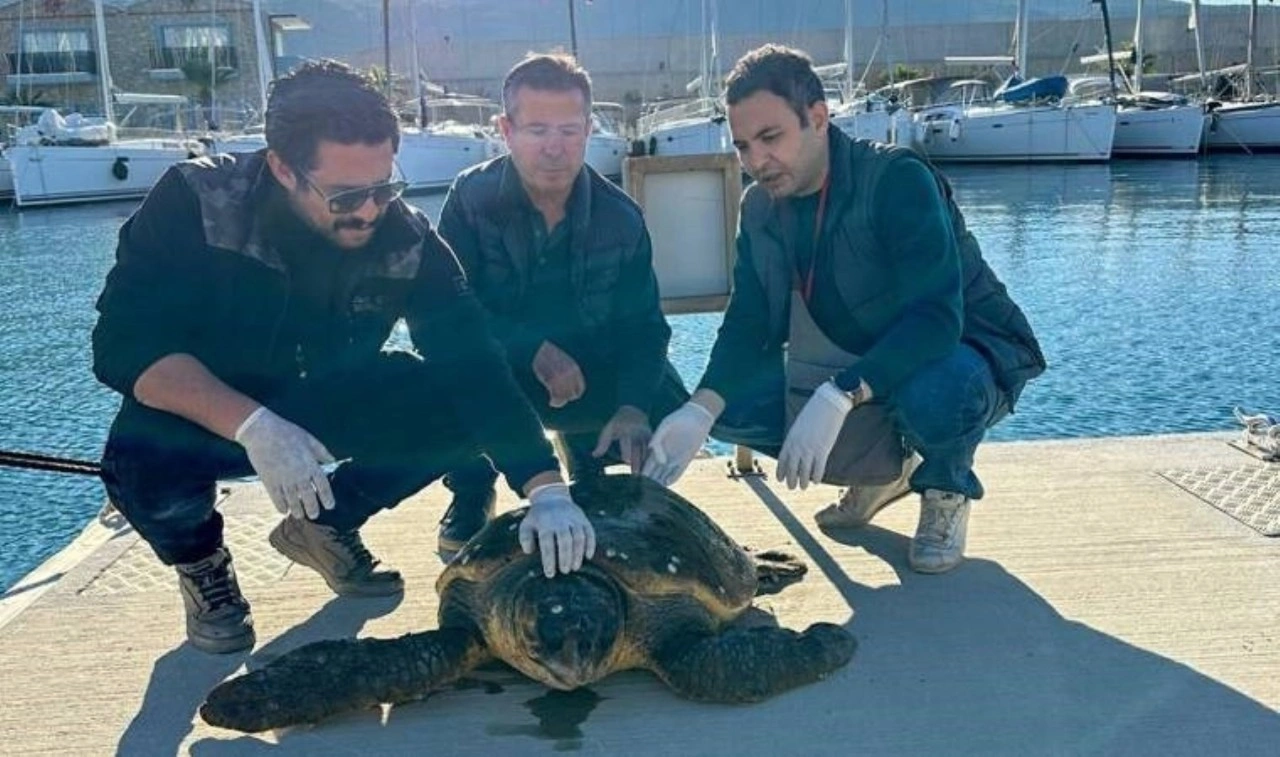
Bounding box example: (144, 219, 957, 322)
(297, 170, 408, 214)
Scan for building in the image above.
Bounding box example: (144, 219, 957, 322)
(0, 0, 266, 132)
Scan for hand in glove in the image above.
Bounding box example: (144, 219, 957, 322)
(520, 482, 597, 577)
(592, 405, 652, 474)
(532, 341, 585, 409)
(234, 406, 336, 520)
(642, 401, 716, 486)
(776, 381, 855, 490)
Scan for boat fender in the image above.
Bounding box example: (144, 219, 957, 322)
(111, 156, 129, 181)
(948, 117, 962, 142)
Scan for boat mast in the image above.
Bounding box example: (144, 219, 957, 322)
(1133, 0, 1144, 92)
(1014, 0, 1029, 75)
(1191, 0, 1207, 89)
(251, 0, 271, 116)
(409, 0, 425, 126)
(92, 0, 114, 123)
(382, 0, 392, 101)
(1093, 0, 1119, 98)
(843, 0, 854, 98)
(708, 0, 721, 99)
(1245, 0, 1258, 100)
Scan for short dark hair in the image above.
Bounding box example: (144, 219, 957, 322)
(724, 44, 824, 127)
(502, 53, 593, 120)
(264, 59, 400, 172)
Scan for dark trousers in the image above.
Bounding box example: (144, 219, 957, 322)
(101, 351, 478, 565)
(446, 359, 690, 493)
(712, 343, 1010, 500)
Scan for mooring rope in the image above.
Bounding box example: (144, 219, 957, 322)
(0, 450, 102, 477)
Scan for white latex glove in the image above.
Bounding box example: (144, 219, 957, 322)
(776, 381, 854, 490)
(520, 483, 597, 577)
(234, 406, 336, 520)
(641, 401, 716, 486)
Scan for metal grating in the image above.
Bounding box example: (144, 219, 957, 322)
(1158, 464, 1280, 537)
(79, 508, 292, 596)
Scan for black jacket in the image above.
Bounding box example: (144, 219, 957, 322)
(438, 156, 673, 412)
(92, 151, 558, 489)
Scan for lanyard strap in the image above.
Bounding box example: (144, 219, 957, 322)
(796, 178, 830, 304)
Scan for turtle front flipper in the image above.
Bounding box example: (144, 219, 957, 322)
(200, 627, 488, 732)
(746, 549, 807, 595)
(652, 623, 855, 703)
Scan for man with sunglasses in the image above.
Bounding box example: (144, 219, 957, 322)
(434, 53, 688, 557)
(92, 60, 595, 655)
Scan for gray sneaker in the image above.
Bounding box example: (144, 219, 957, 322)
(814, 454, 921, 529)
(176, 547, 255, 654)
(908, 489, 971, 574)
(269, 517, 404, 596)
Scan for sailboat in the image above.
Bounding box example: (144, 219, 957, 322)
(635, 0, 731, 157)
(586, 102, 629, 179)
(828, 0, 895, 143)
(1194, 0, 1280, 152)
(909, 0, 1116, 163)
(393, 0, 503, 190)
(6, 0, 204, 207)
(1074, 0, 1206, 157)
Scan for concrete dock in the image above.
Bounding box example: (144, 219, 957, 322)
(1, 432, 1277, 756)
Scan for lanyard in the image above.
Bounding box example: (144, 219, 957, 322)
(795, 177, 830, 304)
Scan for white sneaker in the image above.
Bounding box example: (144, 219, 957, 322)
(908, 489, 970, 574)
(814, 454, 920, 529)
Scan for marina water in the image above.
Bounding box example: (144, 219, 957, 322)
(3, 156, 1279, 592)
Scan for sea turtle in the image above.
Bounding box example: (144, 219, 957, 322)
(200, 475, 856, 732)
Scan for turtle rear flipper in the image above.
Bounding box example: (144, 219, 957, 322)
(652, 623, 855, 703)
(200, 627, 488, 732)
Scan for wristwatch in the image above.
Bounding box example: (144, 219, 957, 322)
(829, 378, 868, 406)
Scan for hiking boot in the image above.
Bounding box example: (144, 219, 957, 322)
(437, 485, 497, 560)
(269, 518, 404, 596)
(908, 489, 971, 574)
(176, 547, 255, 654)
(814, 454, 921, 529)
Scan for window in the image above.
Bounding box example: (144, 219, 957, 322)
(7, 30, 96, 75)
(153, 24, 238, 70)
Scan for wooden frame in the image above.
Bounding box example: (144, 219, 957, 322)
(623, 153, 742, 315)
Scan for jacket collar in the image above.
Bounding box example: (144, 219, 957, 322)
(249, 153, 427, 277)
(496, 155, 593, 229)
(495, 156, 594, 286)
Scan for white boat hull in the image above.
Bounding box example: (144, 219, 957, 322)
(0, 155, 13, 201)
(7, 139, 200, 207)
(643, 118, 730, 157)
(586, 133, 628, 178)
(397, 128, 501, 192)
(912, 102, 1117, 162)
(1205, 101, 1280, 151)
(1112, 103, 1206, 156)
(831, 106, 894, 144)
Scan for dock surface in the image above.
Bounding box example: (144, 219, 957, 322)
(2, 433, 1277, 756)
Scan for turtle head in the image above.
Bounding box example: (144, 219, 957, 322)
(507, 569, 625, 690)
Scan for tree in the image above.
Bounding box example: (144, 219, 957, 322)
(178, 49, 237, 130)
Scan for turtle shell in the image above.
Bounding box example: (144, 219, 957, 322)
(437, 475, 758, 620)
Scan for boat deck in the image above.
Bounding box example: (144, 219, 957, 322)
(2, 433, 1278, 756)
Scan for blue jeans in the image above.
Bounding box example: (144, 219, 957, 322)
(712, 343, 1009, 500)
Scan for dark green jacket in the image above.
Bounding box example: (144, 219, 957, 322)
(438, 156, 673, 412)
(701, 128, 1045, 407)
